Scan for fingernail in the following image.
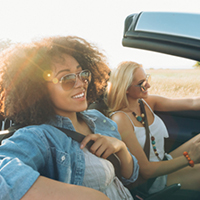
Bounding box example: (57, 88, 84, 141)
(80, 144, 84, 149)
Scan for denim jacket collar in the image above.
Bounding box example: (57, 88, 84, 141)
(48, 112, 97, 133)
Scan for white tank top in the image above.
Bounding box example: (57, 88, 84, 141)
(111, 99, 169, 162)
(82, 148, 133, 200)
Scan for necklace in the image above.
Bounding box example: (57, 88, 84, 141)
(130, 101, 162, 161)
(131, 111, 145, 125)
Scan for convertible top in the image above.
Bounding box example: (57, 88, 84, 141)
(122, 12, 200, 61)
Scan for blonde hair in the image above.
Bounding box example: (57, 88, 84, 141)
(106, 61, 141, 113)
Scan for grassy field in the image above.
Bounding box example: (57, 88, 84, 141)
(145, 69, 200, 98)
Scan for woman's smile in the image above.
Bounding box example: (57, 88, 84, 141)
(72, 91, 86, 100)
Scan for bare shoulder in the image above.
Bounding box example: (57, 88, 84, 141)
(144, 95, 163, 110)
(145, 94, 159, 103)
(111, 111, 125, 119)
(145, 94, 180, 111)
(111, 111, 129, 124)
(111, 112, 134, 134)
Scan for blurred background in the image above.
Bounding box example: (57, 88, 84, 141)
(0, 0, 200, 69)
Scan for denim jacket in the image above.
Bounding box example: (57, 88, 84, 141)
(0, 109, 139, 200)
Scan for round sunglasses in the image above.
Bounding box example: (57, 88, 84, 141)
(134, 74, 151, 92)
(48, 69, 92, 91)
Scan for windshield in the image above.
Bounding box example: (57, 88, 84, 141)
(133, 12, 200, 40)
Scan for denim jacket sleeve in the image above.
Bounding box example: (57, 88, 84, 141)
(0, 127, 49, 200)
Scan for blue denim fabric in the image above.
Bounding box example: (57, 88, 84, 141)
(0, 109, 139, 200)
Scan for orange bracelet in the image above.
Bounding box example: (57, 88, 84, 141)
(183, 151, 194, 167)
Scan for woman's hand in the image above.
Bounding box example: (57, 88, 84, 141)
(188, 133, 200, 164)
(80, 134, 134, 179)
(80, 134, 125, 159)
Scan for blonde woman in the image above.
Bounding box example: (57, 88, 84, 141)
(106, 61, 200, 194)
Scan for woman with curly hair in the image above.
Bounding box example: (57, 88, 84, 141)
(0, 36, 139, 200)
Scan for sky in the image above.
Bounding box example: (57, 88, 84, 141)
(0, 0, 200, 69)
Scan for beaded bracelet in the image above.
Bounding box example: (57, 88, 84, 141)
(183, 151, 194, 167)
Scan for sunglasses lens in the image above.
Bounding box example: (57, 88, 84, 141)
(60, 70, 91, 91)
(140, 82, 147, 92)
(140, 75, 151, 92)
(80, 70, 91, 83)
(61, 74, 76, 91)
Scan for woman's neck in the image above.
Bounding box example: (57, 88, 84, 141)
(123, 98, 141, 113)
(56, 110, 80, 125)
(56, 111, 87, 134)
(62, 111, 91, 135)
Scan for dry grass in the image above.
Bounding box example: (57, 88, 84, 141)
(146, 69, 200, 98)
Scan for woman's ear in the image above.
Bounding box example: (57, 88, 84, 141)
(126, 90, 129, 94)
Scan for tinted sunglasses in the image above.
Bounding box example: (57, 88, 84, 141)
(49, 69, 92, 91)
(134, 74, 151, 92)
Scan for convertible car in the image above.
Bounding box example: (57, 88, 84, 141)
(1, 11, 200, 200)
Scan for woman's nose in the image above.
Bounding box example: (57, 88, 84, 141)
(74, 75, 84, 88)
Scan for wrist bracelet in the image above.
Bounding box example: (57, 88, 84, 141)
(183, 151, 194, 167)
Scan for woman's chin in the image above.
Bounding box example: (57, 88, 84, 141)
(142, 91, 149, 97)
(77, 103, 88, 112)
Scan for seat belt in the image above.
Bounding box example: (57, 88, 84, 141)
(138, 99, 168, 192)
(55, 126, 122, 181)
(138, 99, 150, 160)
(137, 99, 157, 192)
(0, 124, 122, 181)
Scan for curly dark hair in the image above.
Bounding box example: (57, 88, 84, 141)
(0, 36, 110, 125)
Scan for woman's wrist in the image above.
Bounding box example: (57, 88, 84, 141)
(116, 141, 128, 156)
(115, 141, 133, 174)
(183, 151, 194, 167)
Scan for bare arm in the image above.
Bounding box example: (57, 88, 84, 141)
(21, 176, 110, 200)
(145, 95, 200, 112)
(114, 141, 134, 179)
(111, 112, 200, 179)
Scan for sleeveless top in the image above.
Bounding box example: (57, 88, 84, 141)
(110, 99, 169, 162)
(110, 100, 171, 194)
(82, 148, 133, 200)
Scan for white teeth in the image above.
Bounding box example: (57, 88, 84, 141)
(72, 92, 84, 99)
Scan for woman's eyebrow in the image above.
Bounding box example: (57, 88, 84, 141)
(137, 74, 148, 84)
(55, 65, 81, 77)
(55, 69, 70, 77)
(137, 78, 145, 85)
